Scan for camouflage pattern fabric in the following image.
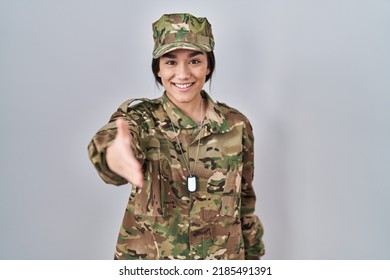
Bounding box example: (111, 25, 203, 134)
(152, 13, 215, 58)
(88, 91, 265, 259)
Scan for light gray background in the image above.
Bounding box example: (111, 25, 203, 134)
(1, 0, 389, 259)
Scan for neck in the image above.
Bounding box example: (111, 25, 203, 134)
(176, 96, 206, 125)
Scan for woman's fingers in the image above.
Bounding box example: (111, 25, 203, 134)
(106, 118, 144, 187)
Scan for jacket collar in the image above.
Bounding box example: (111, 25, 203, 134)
(162, 90, 229, 136)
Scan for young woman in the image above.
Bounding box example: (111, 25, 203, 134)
(88, 13, 265, 260)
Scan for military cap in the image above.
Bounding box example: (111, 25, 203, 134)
(152, 13, 215, 58)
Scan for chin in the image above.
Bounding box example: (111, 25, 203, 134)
(175, 97, 194, 104)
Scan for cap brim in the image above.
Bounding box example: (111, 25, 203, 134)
(153, 42, 204, 58)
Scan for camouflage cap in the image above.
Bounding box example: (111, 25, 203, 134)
(152, 13, 215, 58)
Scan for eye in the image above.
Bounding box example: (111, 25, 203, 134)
(164, 60, 176, 66)
(189, 59, 201, 64)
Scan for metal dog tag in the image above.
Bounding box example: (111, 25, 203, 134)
(186, 175, 198, 192)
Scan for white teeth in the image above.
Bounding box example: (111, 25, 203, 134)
(175, 83, 192, 89)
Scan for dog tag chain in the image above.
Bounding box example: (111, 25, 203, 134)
(171, 123, 203, 193)
(170, 102, 205, 193)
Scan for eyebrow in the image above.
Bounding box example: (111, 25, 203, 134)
(161, 51, 204, 59)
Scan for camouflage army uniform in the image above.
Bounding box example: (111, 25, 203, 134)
(88, 91, 265, 259)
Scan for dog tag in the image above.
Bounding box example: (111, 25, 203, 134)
(186, 175, 198, 192)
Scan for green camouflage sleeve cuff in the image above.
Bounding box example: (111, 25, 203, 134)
(88, 130, 128, 186)
(241, 215, 265, 259)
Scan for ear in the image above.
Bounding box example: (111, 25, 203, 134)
(157, 71, 161, 77)
(206, 68, 210, 75)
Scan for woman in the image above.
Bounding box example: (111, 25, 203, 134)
(88, 13, 265, 260)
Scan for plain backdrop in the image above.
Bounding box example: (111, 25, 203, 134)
(1, 0, 389, 259)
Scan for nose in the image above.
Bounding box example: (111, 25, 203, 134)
(175, 63, 191, 80)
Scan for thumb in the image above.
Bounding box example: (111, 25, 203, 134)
(115, 118, 130, 141)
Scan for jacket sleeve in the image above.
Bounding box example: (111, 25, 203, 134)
(240, 117, 265, 259)
(87, 100, 145, 186)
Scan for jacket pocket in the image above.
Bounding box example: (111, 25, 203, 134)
(132, 136, 174, 218)
(133, 137, 165, 216)
(159, 154, 173, 217)
(205, 169, 241, 218)
(220, 170, 241, 217)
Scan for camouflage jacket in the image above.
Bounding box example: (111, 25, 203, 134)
(88, 91, 265, 260)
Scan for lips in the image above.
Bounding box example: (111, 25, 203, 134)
(173, 83, 194, 89)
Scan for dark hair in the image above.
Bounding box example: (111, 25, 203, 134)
(151, 51, 215, 86)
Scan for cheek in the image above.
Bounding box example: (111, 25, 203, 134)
(159, 73, 171, 85)
(158, 72, 173, 88)
(158, 62, 167, 78)
(158, 67, 173, 81)
(196, 67, 210, 81)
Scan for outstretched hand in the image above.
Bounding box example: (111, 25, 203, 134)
(106, 118, 144, 187)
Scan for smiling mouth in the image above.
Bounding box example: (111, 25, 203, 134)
(173, 83, 194, 89)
